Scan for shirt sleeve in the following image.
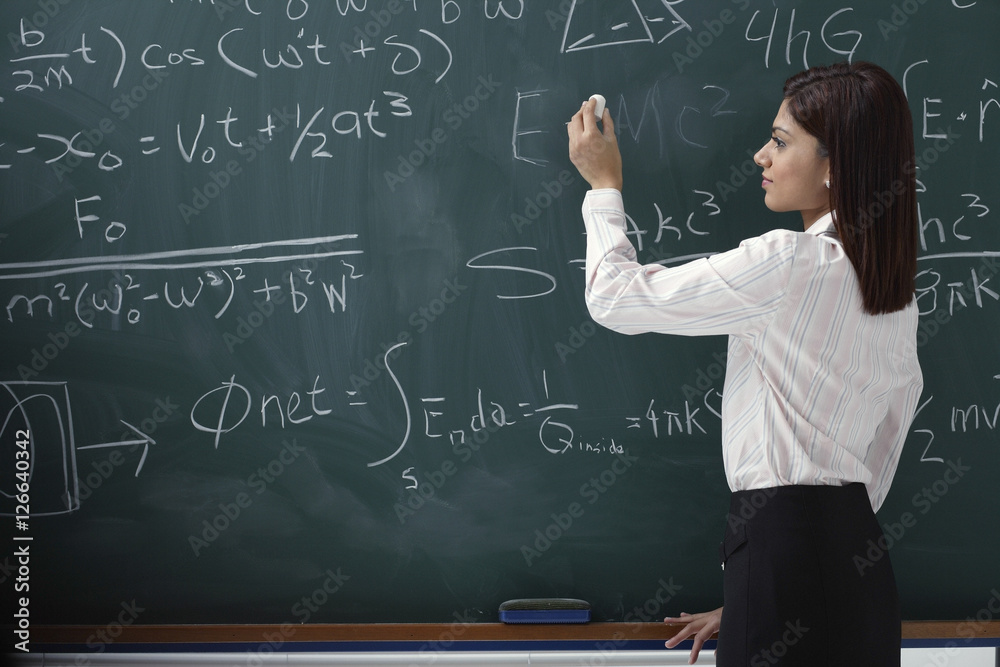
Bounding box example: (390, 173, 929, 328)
(583, 189, 798, 337)
(864, 336, 924, 512)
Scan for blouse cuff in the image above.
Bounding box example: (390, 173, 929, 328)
(583, 189, 624, 218)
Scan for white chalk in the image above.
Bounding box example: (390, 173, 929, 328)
(589, 94, 606, 120)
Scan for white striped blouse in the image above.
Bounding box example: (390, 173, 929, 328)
(583, 189, 923, 512)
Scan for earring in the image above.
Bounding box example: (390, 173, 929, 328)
(825, 180, 830, 189)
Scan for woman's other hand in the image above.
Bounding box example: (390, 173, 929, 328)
(663, 606, 723, 664)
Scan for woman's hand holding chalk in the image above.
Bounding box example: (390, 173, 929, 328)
(568, 94, 622, 191)
(590, 94, 606, 120)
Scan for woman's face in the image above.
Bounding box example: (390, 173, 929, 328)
(754, 99, 831, 229)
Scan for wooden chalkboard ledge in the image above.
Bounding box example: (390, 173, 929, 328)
(30, 621, 1000, 646)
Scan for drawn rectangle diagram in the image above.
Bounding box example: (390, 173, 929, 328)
(1, 381, 79, 516)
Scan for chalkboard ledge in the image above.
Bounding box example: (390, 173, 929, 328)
(29, 621, 1000, 648)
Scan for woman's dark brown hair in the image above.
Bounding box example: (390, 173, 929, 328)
(783, 62, 918, 315)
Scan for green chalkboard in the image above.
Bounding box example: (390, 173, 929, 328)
(1, 0, 998, 627)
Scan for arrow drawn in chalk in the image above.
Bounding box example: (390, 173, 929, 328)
(78, 420, 156, 476)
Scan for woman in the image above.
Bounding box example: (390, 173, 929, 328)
(567, 62, 923, 666)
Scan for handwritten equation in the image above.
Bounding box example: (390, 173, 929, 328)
(7, 14, 454, 88)
(1, 235, 364, 327)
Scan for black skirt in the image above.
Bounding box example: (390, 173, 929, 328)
(717, 483, 901, 667)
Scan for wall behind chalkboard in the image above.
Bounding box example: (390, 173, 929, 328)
(1, 0, 997, 625)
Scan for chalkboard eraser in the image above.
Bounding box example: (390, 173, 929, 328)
(498, 598, 591, 624)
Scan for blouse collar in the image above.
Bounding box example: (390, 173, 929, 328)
(806, 211, 838, 240)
